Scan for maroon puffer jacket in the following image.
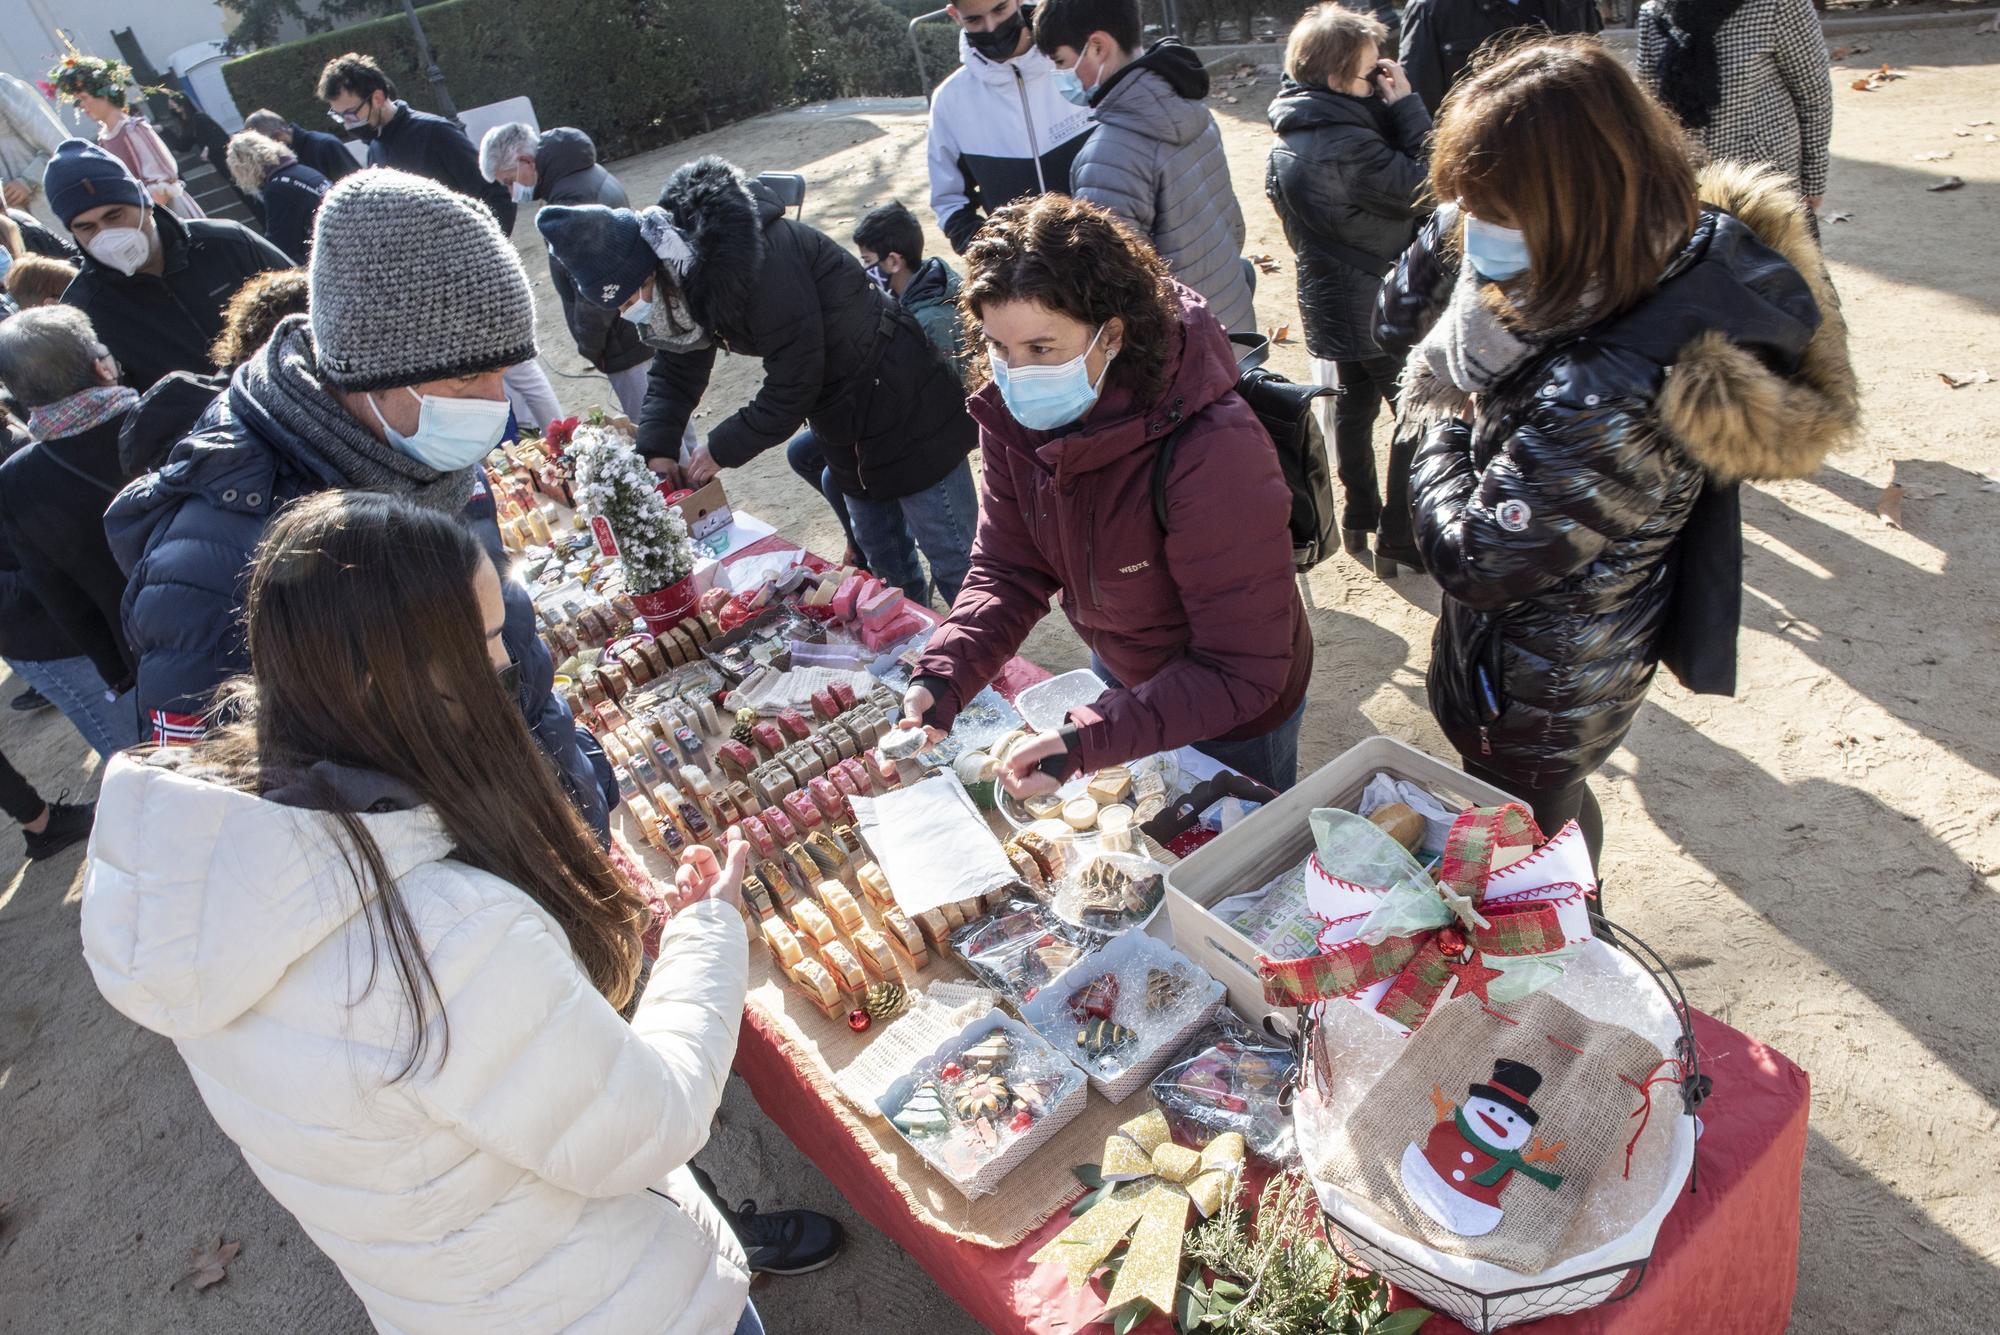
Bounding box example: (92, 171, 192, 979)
(915, 287, 1311, 771)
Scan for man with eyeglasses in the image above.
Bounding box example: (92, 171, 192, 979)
(315, 53, 515, 235)
(314, 53, 565, 429)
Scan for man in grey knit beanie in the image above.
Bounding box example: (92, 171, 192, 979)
(310, 167, 538, 389)
(105, 165, 614, 835)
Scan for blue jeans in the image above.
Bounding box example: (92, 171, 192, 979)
(787, 431, 978, 610)
(7, 655, 141, 760)
(1091, 655, 1307, 792)
(786, 429, 862, 558)
(733, 1300, 765, 1335)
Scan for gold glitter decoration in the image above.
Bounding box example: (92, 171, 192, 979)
(1028, 1111, 1244, 1315)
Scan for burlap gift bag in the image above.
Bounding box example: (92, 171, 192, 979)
(1311, 990, 1668, 1275)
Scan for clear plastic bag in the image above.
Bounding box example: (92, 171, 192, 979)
(1151, 1011, 1300, 1165)
(948, 898, 1088, 1006)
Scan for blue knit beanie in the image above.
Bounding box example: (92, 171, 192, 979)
(537, 205, 657, 308)
(43, 139, 147, 228)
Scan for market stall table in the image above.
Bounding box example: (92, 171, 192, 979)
(623, 520, 1811, 1335)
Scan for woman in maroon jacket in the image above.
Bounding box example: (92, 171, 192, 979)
(904, 196, 1312, 793)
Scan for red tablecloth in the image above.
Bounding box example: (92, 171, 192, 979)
(717, 532, 1811, 1334)
(734, 1008, 1807, 1335)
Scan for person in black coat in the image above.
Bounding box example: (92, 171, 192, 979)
(8, 207, 75, 261)
(226, 130, 331, 264)
(1378, 42, 1856, 863)
(1399, 0, 1602, 114)
(1267, 3, 1432, 576)
(316, 53, 514, 234)
(243, 108, 358, 184)
(480, 123, 653, 418)
(43, 140, 290, 392)
(539, 158, 981, 607)
(0, 305, 142, 757)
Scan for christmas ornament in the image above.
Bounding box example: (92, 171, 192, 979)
(847, 1008, 872, 1033)
(1260, 803, 1594, 1031)
(1077, 1018, 1137, 1061)
(890, 1081, 951, 1137)
(1067, 973, 1120, 1021)
(1029, 1109, 1244, 1316)
(1144, 967, 1189, 1014)
(864, 982, 907, 1021)
(953, 1073, 1012, 1120)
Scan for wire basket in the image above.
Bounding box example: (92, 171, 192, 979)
(1292, 913, 1711, 1333)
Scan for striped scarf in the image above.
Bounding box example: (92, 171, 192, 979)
(28, 385, 139, 441)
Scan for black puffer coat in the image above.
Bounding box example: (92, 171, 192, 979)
(637, 158, 976, 502)
(1378, 165, 1858, 790)
(1400, 0, 1603, 114)
(1266, 80, 1433, 362)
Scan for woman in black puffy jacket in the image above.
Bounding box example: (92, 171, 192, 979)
(1267, 2, 1433, 576)
(1377, 39, 1857, 862)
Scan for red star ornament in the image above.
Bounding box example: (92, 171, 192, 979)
(1446, 951, 1505, 1004)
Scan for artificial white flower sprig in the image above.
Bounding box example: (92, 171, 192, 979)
(567, 423, 697, 593)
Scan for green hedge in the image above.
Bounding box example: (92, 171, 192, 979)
(222, 0, 794, 163)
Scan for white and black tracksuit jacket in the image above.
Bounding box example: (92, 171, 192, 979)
(926, 33, 1096, 254)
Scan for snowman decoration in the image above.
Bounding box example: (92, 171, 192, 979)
(1398, 1059, 1565, 1237)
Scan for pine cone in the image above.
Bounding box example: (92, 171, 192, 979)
(732, 721, 756, 747)
(864, 982, 907, 1020)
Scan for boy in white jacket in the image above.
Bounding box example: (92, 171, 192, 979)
(927, 0, 1096, 253)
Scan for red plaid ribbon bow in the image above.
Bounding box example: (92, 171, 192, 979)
(1259, 803, 1578, 1030)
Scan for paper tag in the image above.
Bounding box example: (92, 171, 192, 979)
(590, 514, 619, 557)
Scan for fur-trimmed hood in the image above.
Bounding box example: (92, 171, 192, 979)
(1400, 163, 1857, 483)
(655, 155, 774, 331)
(1658, 162, 1859, 482)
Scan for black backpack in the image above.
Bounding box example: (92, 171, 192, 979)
(1151, 333, 1339, 572)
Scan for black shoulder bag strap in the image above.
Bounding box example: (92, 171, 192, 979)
(1151, 333, 1271, 530)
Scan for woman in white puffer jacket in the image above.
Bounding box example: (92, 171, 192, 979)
(79, 490, 760, 1335)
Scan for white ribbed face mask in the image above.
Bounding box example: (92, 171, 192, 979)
(84, 226, 152, 276)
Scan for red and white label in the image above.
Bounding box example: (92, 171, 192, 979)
(590, 514, 619, 558)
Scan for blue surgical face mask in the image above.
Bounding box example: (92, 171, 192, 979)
(992, 323, 1113, 432)
(368, 386, 511, 471)
(1462, 212, 1531, 283)
(1054, 66, 1093, 107)
(510, 180, 534, 204)
(621, 296, 655, 326)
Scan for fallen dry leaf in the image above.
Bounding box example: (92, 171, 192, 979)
(1954, 129, 1973, 137)
(1830, 43, 1872, 60)
(183, 1238, 240, 1292)
(1254, 257, 1282, 274)
(1853, 65, 1910, 92)
(1927, 175, 1967, 192)
(1824, 210, 1856, 223)
(1914, 150, 1954, 161)
(1968, 119, 1997, 126)
(1978, 13, 2000, 34)
(1876, 483, 1905, 529)
(1851, 79, 1874, 92)
(1269, 324, 1293, 344)
(1938, 369, 1994, 388)
(1980, 472, 2000, 492)
(1223, 94, 1239, 104)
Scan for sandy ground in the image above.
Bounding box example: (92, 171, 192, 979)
(3, 22, 1998, 1334)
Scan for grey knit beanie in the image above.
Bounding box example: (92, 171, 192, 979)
(308, 167, 537, 390)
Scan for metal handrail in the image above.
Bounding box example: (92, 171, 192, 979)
(908, 8, 952, 104)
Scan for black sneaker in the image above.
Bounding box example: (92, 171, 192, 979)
(728, 1198, 844, 1277)
(23, 797, 93, 862)
(9, 687, 51, 713)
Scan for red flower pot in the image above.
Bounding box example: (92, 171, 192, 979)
(629, 576, 697, 634)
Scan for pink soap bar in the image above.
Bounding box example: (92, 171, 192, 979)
(858, 607, 926, 651)
(857, 583, 904, 624)
(830, 763, 862, 798)
(808, 776, 846, 821)
(832, 574, 870, 620)
(741, 814, 776, 860)
(782, 791, 824, 831)
(763, 805, 797, 844)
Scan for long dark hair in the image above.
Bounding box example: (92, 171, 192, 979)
(960, 194, 1180, 411)
(1431, 38, 1699, 331)
(195, 491, 644, 1079)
